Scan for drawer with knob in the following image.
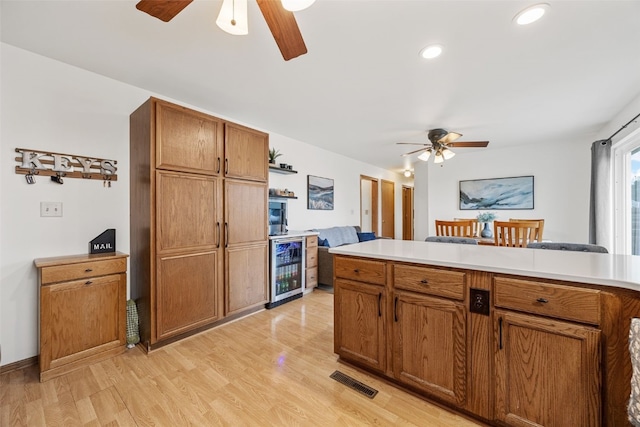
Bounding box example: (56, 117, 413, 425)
(394, 264, 465, 300)
(39, 257, 127, 285)
(334, 256, 386, 285)
(494, 276, 601, 325)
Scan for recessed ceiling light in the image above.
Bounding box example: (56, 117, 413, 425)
(420, 44, 443, 59)
(514, 3, 550, 25)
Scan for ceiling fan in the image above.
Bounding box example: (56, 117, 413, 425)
(398, 128, 489, 164)
(135, 0, 308, 61)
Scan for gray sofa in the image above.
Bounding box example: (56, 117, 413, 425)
(314, 225, 363, 287)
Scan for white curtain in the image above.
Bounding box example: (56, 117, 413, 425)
(589, 139, 613, 248)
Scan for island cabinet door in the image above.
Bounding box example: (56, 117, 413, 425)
(495, 310, 601, 427)
(334, 279, 386, 373)
(392, 291, 467, 406)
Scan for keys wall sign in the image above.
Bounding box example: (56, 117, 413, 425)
(15, 148, 117, 185)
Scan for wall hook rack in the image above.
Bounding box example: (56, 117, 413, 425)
(15, 148, 118, 184)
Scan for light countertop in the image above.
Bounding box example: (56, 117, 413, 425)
(269, 230, 319, 240)
(329, 239, 640, 292)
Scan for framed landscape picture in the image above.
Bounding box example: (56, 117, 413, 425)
(459, 176, 534, 210)
(307, 175, 334, 210)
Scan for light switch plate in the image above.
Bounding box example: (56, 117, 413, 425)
(41, 202, 62, 217)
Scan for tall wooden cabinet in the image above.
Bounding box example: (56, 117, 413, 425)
(130, 97, 268, 350)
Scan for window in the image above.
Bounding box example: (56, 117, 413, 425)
(613, 128, 640, 255)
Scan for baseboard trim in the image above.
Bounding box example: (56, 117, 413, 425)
(0, 356, 38, 375)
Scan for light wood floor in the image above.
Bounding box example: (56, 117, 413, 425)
(1, 289, 484, 426)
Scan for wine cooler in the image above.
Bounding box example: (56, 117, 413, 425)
(267, 236, 305, 308)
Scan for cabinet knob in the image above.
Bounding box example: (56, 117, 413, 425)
(420, 279, 428, 284)
(536, 297, 549, 304)
(85, 268, 93, 272)
(354, 269, 360, 273)
(85, 281, 93, 285)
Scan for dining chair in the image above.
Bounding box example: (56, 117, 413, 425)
(510, 218, 545, 240)
(526, 242, 608, 253)
(435, 219, 475, 237)
(425, 236, 478, 245)
(493, 220, 541, 247)
(454, 218, 480, 237)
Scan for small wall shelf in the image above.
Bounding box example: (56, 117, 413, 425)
(269, 195, 298, 199)
(269, 165, 298, 174)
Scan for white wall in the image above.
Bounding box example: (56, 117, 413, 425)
(0, 44, 407, 366)
(266, 135, 408, 233)
(414, 138, 591, 243)
(360, 180, 372, 232)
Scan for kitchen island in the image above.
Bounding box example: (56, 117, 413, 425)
(330, 239, 640, 427)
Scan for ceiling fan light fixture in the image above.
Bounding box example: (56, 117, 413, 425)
(281, 0, 315, 12)
(420, 44, 443, 60)
(442, 148, 456, 160)
(216, 0, 248, 35)
(418, 150, 432, 161)
(434, 153, 444, 164)
(514, 3, 550, 25)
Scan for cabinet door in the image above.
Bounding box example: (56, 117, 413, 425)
(225, 243, 268, 315)
(45, 274, 122, 363)
(155, 100, 223, 175)
(224, 179, 267, 247)
(156, 171, 221, 254)
(495, 310, 601, 427)
(224, 122, 268, 182)
(334, 279, 386, 372)
(392, 291, 467, 406)
(156, 251, 222, 340)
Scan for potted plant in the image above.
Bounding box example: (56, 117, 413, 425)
(476, 211, 497, 238)
(268, 148, 282, 165)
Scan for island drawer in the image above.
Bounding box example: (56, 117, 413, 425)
(394, 264, 465, 300)
(494, 276, 601, 325)
(40, 258, 127, 285)
(334, 256, 386, 285)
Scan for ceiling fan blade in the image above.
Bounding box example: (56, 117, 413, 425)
(438, 132, 463, 144)
(136, 0, 193, 22)
(256, 0, 308, 61)
(401, 148, 428, 156)
(447, 141, 490, 148)
(396, 142, 429, 146)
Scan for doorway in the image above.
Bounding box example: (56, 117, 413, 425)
(381, 179, 395, 238)
(402, 185, 414, 240)
(360, 175, 379, 235)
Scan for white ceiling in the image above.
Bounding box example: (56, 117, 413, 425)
(2, 1, 640, 173)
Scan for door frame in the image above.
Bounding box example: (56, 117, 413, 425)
(402, 185, 414, 240)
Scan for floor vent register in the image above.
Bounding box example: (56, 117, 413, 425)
(329, 370, 378, 399)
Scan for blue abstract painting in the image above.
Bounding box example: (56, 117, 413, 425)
(308, 175, 334, 210)
(459, 176, 534, 210)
